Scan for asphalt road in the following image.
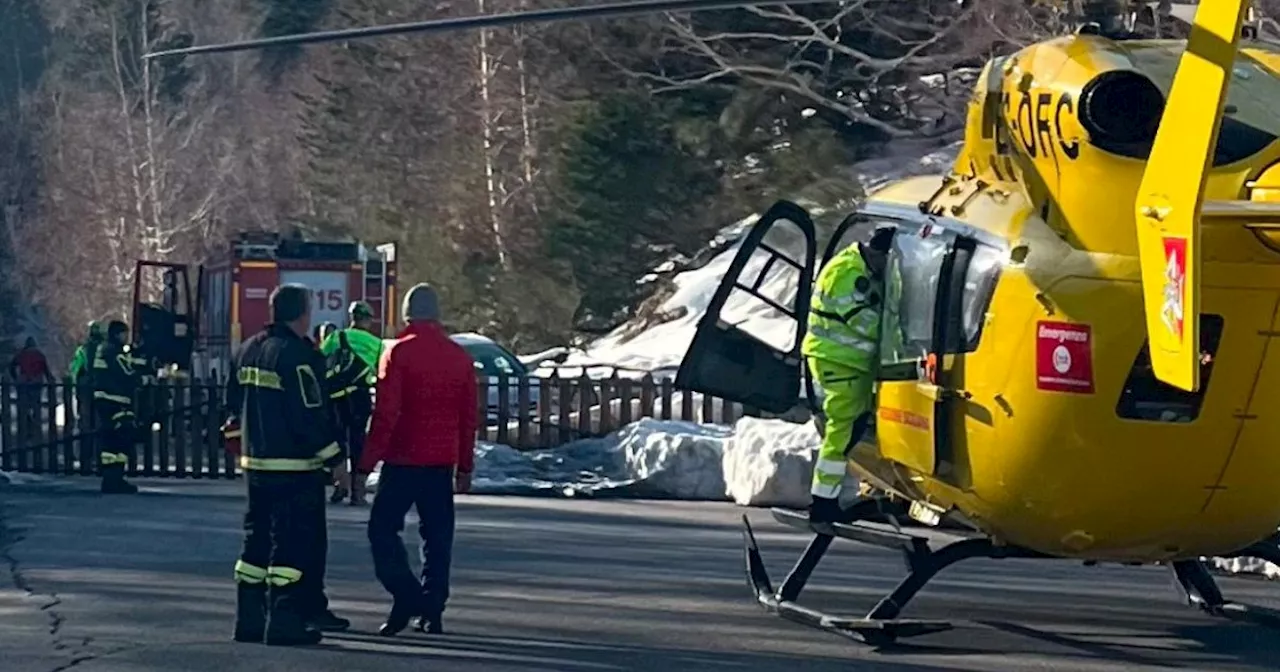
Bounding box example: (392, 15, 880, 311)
(2, 477, 1279, 672)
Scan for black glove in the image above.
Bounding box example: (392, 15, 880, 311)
(808, 495, 844, 524)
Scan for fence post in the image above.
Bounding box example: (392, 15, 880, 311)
(537, 376, 551, 449)
(618, 376, 633, 428)
(16, 384, 30, 473)
(44, 382, 58, 473)
(475, 375, 489, 443)
(495, 373, 510, 446)
(660, 377, 673, 421)
(681, 387, 694, 422)
(576, 374, 592, 438)
(204, 379, 222, 479)
(639, 374, 655, 421)
(516, 375, 530, 449)
(61, 383, 75, 475)
(599, 375, 614, 434)
(0, 382, 12, 472)
(557, 373, 573, 447)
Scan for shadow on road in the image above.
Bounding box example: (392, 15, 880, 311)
(3, 477, 1280, 671)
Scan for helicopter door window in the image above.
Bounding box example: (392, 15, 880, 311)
(960, 242, 1003, 348)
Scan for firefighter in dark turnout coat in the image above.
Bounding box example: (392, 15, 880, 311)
(92, 320, 146, 494)
(227, 285, 345, 646)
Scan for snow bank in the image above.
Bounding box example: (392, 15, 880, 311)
(723, 416, 819, 508)
(367, 418, 732, 500)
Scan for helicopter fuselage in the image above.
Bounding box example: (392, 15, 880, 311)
(847, 34, 1280, 562)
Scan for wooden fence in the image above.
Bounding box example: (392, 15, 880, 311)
(0, 375, 757, 478)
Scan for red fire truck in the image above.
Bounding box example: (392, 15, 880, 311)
(131, 230, 398, 381)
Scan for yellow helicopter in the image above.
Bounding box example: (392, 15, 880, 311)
(673, 0, 1280, 646)
(150, 0, 1280, 648)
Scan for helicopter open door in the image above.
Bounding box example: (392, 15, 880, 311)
(873, 224, 977, 479)
(673, 201, 817, 414)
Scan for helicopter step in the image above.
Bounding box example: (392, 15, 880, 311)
(1168, 534, 1280, 630)
(742, 499, 1049, 647)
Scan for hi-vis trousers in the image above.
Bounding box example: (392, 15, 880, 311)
(806, 357, 874, 500)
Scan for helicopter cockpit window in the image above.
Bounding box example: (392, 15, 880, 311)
(880, 228, 951, 366)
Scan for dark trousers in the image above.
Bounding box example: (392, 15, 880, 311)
(93, 403, 135, 478)
(337, 392, 372, 472)
(368, 465, 456, 619)
(238, 472, 326, 616)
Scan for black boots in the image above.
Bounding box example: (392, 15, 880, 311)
(378, 600, 419, 637)
(414, 615, 444, 634)
(234, 586, 322, 646)
(100, 465, 138, 494)
(307, 609, 351, 632)
(233, 584, 267, 643)
(264, 590, 323, 646)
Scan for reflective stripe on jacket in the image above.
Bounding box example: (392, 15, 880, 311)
(91, 342, 145, 408)
(802, 244, 883, 372)
(226, 323, 343, 472)
(320, 328, 382, 387)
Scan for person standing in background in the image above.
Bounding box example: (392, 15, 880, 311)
(360, 284, 477, 637)
(9, 336, 54, 440)
(68, 321, 105, 386)
(321, 302, 382, 506)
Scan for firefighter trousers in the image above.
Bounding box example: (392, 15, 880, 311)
(235, 472, 327, 620)
(806, 357, 875, 501)
(93, 402, 135, 479)
(368, 465, 456, 620)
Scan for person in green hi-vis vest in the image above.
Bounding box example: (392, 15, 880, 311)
(801, 226, 896, 525)
(319, 301, 384, 505)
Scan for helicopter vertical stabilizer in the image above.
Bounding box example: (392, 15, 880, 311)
(1134, 0, 1251, 392)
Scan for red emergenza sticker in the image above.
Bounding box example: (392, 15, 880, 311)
(1161, 235, 1187, 342)
(1035, 321, 1094, 394)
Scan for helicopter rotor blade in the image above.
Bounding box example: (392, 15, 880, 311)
(1133, 0, 1251, 392)
(145, 0, 837, 60)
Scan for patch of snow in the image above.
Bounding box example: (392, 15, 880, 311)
(0, 470, 48, 485)
(723, 416, 819, 508)
(366, 418, 733, 500)
(1209, 555, 1280, 580)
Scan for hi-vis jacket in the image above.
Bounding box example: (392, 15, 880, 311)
(802, 243, 887, 373)
(91, 342, 147, 411)
(227, 323, 342, 473)
(320, 330, 375, 402)
(70, 337, 104, 386)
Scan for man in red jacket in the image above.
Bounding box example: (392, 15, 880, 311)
(359, 283, 477, 637)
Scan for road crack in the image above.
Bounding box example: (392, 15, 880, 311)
(0, 482, 101, 671)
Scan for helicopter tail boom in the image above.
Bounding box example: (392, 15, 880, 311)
(1134, 0, 1252, 393)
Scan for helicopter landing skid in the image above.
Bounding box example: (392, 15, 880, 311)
(741, 502, 1048, 647)
(1170, 535, 1280, 630)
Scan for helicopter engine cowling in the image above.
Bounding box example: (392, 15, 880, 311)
(1077, 69, 1165, 149)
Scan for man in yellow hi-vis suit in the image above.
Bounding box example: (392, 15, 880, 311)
(801, 227, 895, 523)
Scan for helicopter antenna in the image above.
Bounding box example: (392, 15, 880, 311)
(145, 0, 837, 60)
